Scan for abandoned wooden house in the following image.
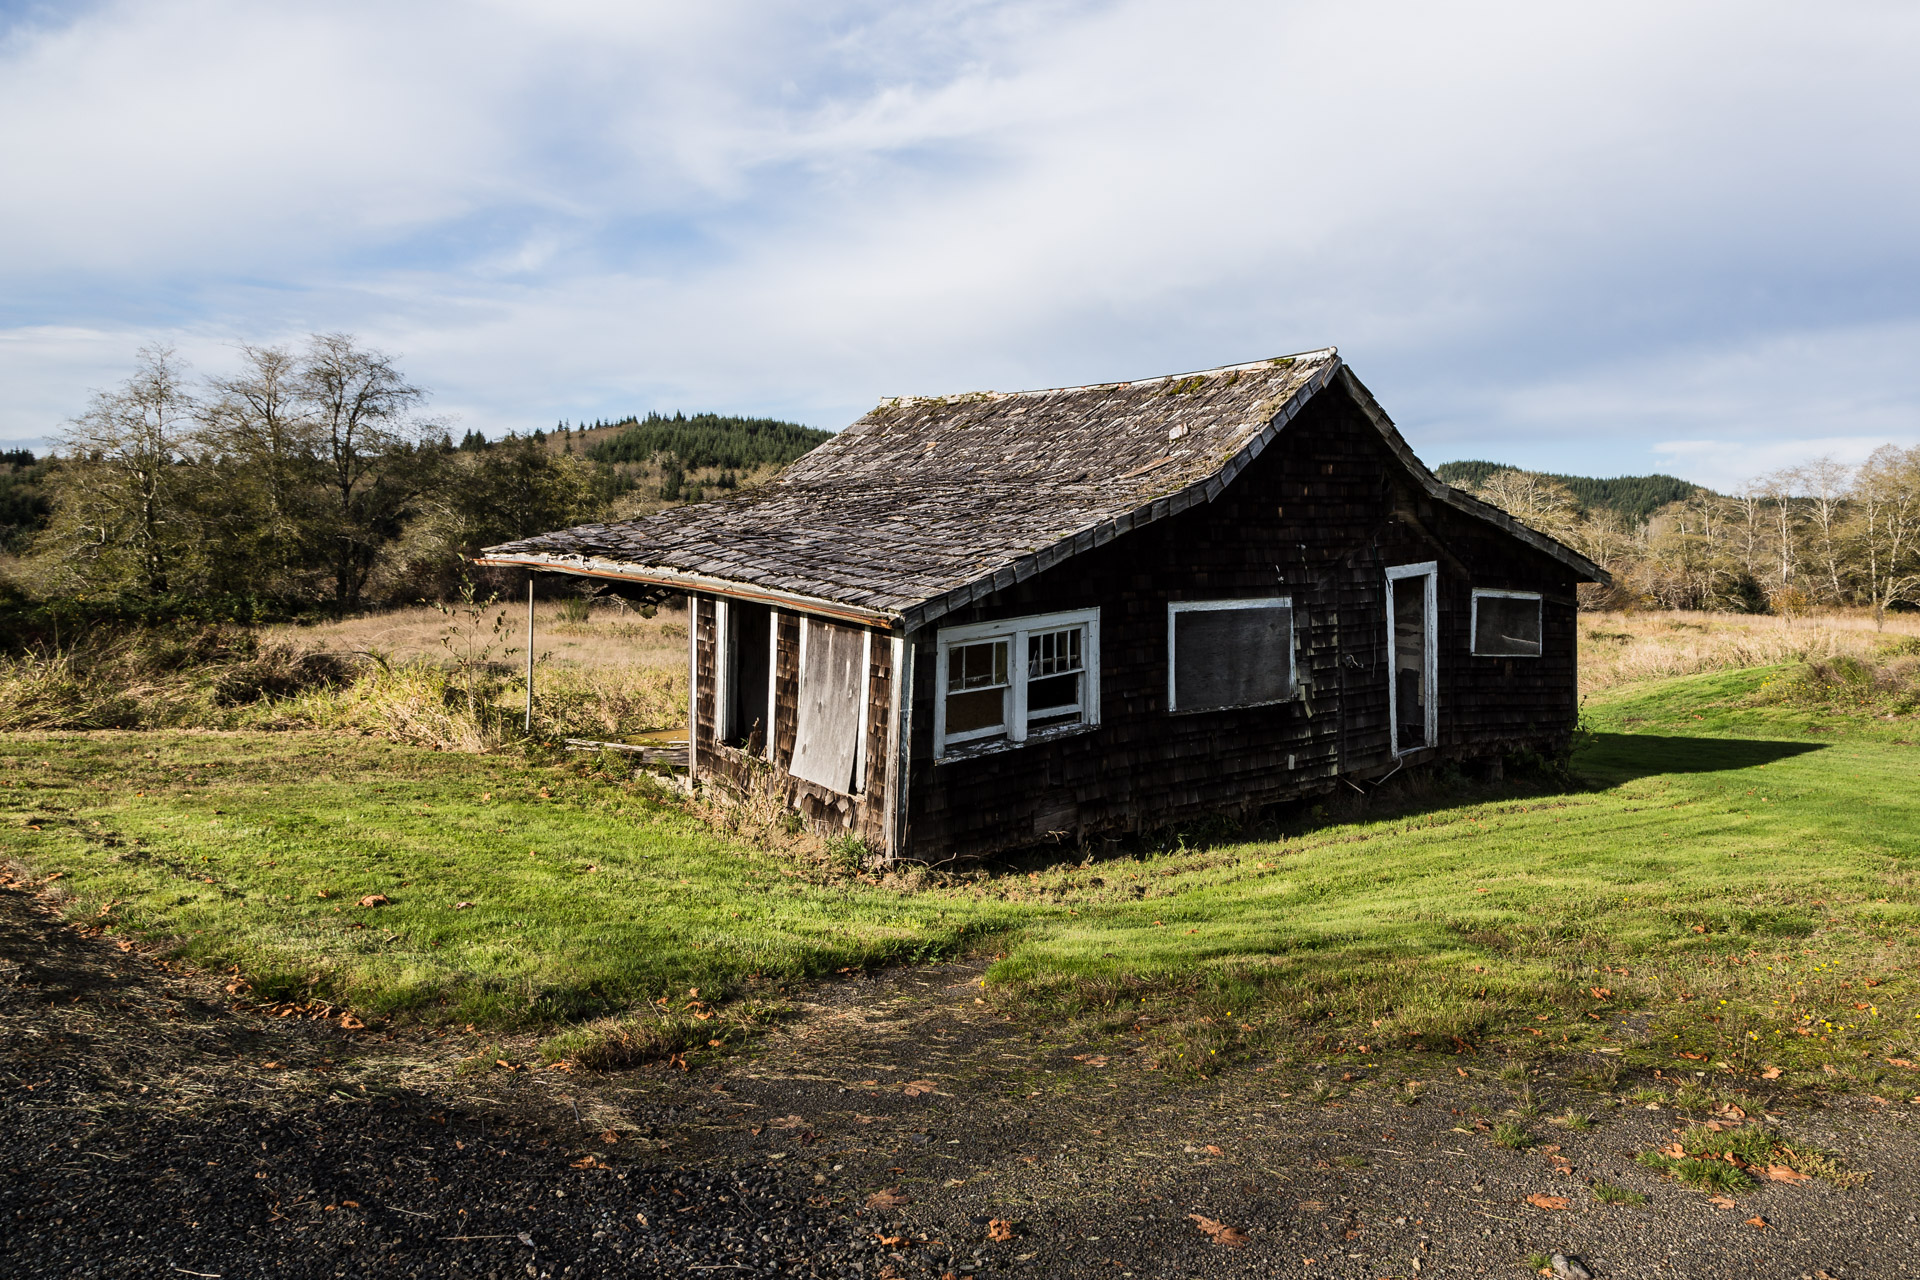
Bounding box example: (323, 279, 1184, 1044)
(478, 348, 1607, 862)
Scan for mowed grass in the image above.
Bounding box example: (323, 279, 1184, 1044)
(3, 662, 1918, 1084)
(984, 665, 1920, 1078)
(0, 734, 1017, 1026)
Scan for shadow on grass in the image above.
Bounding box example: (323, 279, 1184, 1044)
(1577, 731, 1825, 781)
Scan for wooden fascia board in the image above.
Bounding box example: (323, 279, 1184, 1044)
(1332, 367, 1613, 586)
(469, 553, 903, 629)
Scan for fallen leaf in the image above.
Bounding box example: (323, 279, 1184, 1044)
(1187, 1214, 1249, 1246)
(865, 1188, 910, 1209)
(1660, 1142, 1687, 1158)
(339, 1013, 364, 1030)
(1709, 1195, 1738, 1209)
(1525, 1194, 1570, 1210)
(1713, 1102, 1747, 1120)
(357, 894, 390, 908)
(600, 1130, 620, 1144)
(261, 1061, 283, 1070)
(114, 939, 133, 952)
(1204, 1144, 1224, 1155)
(1760, 1067, 1783, 1079)
(1764, 1165, 1810, 1183)
(988, 1219, 1017, 1242)
(1888, 1058, 1915, 1068)
(1746, 1216, 1768, 1228)
(902, 1080, 939, 1097)
(570, 1156, 604, 1169)
(341, 1200, 360, 1208)
(875, 1233, 907, 1246)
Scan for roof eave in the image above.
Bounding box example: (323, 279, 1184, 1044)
(470, 552, 904, 628)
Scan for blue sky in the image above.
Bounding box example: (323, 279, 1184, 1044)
(3, 0, 1917, 489)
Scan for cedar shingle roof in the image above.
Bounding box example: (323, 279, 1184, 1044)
(477, 349, 1605, 628)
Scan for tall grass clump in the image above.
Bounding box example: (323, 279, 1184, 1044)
(0, 625, 352, 731)
(1578, 610, 1920, 694)
(1758, 642, 1920, 715)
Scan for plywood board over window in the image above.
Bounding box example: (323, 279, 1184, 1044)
(1471, 589, 1542, 657)
(1166, 598, 1294, 713)
(791, 618, 870, 793)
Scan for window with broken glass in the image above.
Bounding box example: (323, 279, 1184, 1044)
(1470, 589, 1543, 657)
(934, 608, 1100, 758)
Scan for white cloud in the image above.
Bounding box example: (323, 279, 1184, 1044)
(3, 0, 1918, 477)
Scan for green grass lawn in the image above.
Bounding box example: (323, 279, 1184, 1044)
(3, 663, 1917, 1087)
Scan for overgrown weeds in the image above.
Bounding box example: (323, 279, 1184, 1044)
(0, 625, 350, 731)
(1634, 1123, 1867, 1192)
(0, 616, 683, 752)
(1758, 645, 1920, 716)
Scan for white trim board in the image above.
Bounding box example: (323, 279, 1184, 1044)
(1384, 562, 1438, 757)
(1164, 596, 1295, 714)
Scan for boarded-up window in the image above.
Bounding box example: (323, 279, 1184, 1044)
(1471, 590, 1542, 657)
(1167, 598, 1294, 713)
(791, 619, 867, 792)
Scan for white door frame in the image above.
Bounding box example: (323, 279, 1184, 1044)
(1384, 561, 1438, 756)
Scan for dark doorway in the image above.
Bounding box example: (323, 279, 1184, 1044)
(1387, 564, 1436, 754)
(725, 601, 772, 753)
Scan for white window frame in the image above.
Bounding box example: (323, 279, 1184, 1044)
(1165, 597, 1295, 714)
(1470, 589, 1543, 658)
(1385, 561, 1439, 757)
(933, 607, 1100, 760)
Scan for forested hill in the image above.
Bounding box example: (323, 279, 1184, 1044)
(1434, 460, 1706, 522)
(584, 412, 831, 471)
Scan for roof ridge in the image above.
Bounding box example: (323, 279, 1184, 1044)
(874, 346, 1337, 409)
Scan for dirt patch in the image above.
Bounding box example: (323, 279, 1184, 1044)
(4, 878, 1917, 1278)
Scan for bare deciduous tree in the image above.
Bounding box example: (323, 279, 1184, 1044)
(298, 333, 434, 609)
(46, 346, 203, 594)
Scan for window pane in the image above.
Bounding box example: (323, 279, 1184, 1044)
(1027, 672, 1080, 716)
(1028, 627, 1083, 677)
(1171, 604, 1292, 712)
(950, 640, 1008, 690)
(945, 687, 1006, 735)
(1475, 595, 1541, 656)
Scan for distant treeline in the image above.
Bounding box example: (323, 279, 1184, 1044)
(0, 449, 53, 554)
(1448, 454, 1920, 614)
(587, 412, 831, 472)
(1436, 460, 1703, 522)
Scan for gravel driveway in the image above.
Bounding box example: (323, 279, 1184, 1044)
(4, 873, 1916, 1279)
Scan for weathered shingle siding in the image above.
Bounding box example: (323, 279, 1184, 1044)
(900, 390, 1578, 860)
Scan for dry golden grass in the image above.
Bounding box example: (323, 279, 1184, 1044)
(263, 599, 689, 672)
(1578, 608, 1920, 693)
